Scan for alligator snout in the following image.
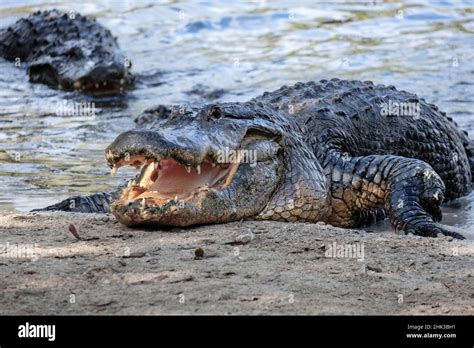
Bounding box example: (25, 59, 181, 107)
(73, 61, 134, 95)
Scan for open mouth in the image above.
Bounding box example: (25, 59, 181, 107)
(110, 155, 240, 207)
(106, 129, 283, 226)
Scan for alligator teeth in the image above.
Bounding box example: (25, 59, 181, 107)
(111, 166, 117, 176)
(103, 81, 107, 86)
(174, 196, 178, 201)
(139, 162, 157, 188)
(120, 78, 125, 85)
(95, 83, 99, 89)
(211, 162, 216, 167)
(196, 165, 201, 175)
(185, 166, 191, 173)
(141, 198, 146, 207)
(127, 180, 133, 188)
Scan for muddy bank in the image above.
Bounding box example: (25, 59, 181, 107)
(0, 211, 472, 315)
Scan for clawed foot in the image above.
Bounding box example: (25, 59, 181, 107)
(405, 224, 465, 240)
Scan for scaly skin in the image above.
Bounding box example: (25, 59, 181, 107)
(40, 79, 473, 239)
(0, 9, 133, 95)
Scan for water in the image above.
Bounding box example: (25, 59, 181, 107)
(0, 0, 473, 237)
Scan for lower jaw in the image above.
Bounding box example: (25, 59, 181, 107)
(111, 201, 208, 227)
(110, 187, 206, 227)
(110, 189, 244, 227)
(71, 79, 132, 95)
(78, 84, 123, 95)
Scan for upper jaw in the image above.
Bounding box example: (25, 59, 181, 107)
(105, 128, 247, 169)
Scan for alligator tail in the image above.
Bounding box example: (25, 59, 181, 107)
(32, 192, 113, 214)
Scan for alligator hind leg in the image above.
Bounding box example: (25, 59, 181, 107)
(324, 153, 465, 239)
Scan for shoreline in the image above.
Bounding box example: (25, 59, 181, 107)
(0, 211, 472, 315)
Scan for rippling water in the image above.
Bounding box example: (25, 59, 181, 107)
(0, 0, 473, 236)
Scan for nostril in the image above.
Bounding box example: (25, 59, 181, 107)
(208, 105, 222, 120)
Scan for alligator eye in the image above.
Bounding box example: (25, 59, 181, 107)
(208, 105, 222, 120)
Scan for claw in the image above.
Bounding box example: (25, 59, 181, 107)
(405, 224, 465, 240)
(440, 229, 465, 240)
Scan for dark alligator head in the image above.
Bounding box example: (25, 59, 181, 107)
(0, 9, 133, 95)
(105, 101, 330, 227)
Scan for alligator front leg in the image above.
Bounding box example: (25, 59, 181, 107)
(324, 153, 465, 239)
(33, 192, 113, 214)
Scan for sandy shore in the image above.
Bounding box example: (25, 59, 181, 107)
(0, 211, 472, 315)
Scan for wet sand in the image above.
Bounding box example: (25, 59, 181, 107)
(0, 211, 472, 315)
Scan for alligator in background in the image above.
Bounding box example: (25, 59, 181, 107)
(0, 9, 133, 95)
(39, 79, 474, 239)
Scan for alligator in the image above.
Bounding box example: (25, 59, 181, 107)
(0, 9, 133, 95)
(40, 79, 474, 239)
